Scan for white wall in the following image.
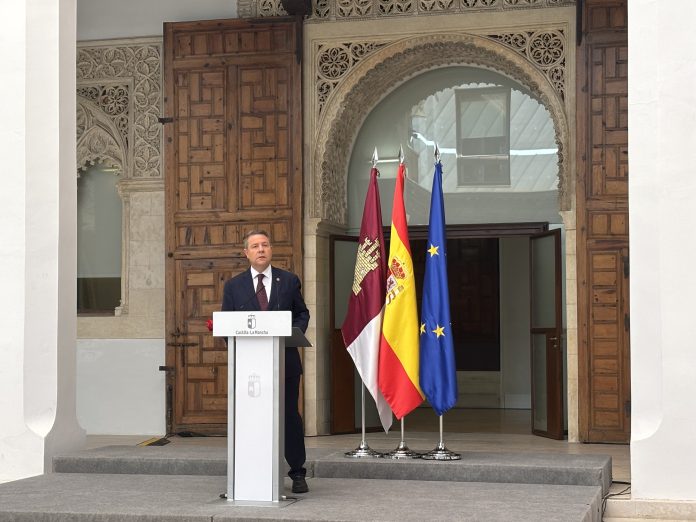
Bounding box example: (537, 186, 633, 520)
(77, 0, 237, 40)
(629, 0, 696, 501)
(499, 237, 531, 408)
(77, 340, 166, 435)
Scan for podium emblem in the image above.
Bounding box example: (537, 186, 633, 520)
(247, 314, 256, 329)
(248, 373, 261, 398)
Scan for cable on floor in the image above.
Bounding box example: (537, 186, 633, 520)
(601, 482, 632, 516)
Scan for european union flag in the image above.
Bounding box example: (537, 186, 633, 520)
(419, 161, 458, 416)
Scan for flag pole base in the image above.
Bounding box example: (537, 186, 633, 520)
(420, 442, 461, 461)
(383, 441, 422, 459)
(344, 441, 382, 458)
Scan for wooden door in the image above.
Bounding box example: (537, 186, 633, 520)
(164, 19, 303, 434)
(530, 229, 563, 439)
(329, 224, 547, 433)
(577, 1, 630, 442)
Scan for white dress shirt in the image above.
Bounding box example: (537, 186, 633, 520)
(250, 265, 272, 302)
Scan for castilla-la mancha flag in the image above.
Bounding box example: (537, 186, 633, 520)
(378, 162, 424, 419)
(341, 167, 393, 432)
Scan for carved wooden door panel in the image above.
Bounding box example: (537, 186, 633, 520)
(577, 0, 630, 442)
(583, 247, 630, 440)
(164, 19, 302, 434)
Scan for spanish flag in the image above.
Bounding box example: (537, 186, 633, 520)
(378, 162, 424, 419)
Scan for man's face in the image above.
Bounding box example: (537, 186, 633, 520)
(244, 234, 273, 272)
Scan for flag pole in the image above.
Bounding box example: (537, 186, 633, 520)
(383, 145, 421, 460)
(419, 144, 460, 461)
(383, 416, 421, 459)
(421, 414, 461, 460)
(345, 382, 382, 458)
(345, 146, 385, 459)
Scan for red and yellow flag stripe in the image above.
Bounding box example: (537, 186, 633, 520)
(378, 163, 424, 419)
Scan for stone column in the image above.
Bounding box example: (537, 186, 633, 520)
(0, 0, 85, 483)
(302, 217, 337, 436)
(629, 0, 696, 501)
(559, 209, 579, 442)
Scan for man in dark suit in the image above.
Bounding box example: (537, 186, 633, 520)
(221, 230, 310, 494)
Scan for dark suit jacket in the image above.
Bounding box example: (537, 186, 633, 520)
(221, 266, 310, 377)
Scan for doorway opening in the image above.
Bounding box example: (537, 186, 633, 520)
(330, 223, 566, 439)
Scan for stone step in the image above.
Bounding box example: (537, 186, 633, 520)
(53, 445, 229, 477)
(604, 496, 696, 521)
(0, 472, 603, 522)
(52, 445, 611, 495)
(315, 450, 612, 495)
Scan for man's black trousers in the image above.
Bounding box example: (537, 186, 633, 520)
(285, 373, 306, 479)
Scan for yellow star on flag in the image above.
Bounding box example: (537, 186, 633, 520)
(432, 324, 445, 338)
(420, 322, 426, 334)
(427, 244, 439, 257)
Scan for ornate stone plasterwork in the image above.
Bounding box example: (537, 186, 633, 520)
(76, 39, 162, 319)
(77, 42, 162, 178)
(77, 84, 130, 173)
(238, 0, 288, 17)
(316, 41, 389, 113)
(316, 30, 566, 116)
(311, 33, 570, 224)
(313, 0, 573, 19)
(77, 84, 130, 149)
(237, 0, 573, 18)
(489, 30, 566, 98)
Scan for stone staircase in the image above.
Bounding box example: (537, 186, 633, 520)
(0, 444, 611, 521)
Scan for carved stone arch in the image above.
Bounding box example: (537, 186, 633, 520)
(313, 32, 570, 225)
(76, 96, 127, 175)
(76, 95, 130, 316)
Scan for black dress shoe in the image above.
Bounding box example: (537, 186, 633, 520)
(291, 477, 309, 494)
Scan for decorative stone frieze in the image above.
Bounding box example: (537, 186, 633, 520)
(237, 0, 573, 18)
(314, 0, 572, 19)
(310, 33, 570, 224)
(77, 41, 162, 178)
(238, 0, 288, 17)
(378, 0, 414, 16)
(315, 30, 566, 126)
(315, 0, 332, 17)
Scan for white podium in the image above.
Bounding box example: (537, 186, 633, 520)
(213, 310, 291, 504)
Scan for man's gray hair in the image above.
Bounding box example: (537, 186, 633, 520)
(243, 229, 271, 249)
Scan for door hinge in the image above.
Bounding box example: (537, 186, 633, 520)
(624, 313, 630, 331)
(158, 116, 174, 124)
(624, 400, 631, 417)
(159, 365, 174, 372)
(622, 255, 629, 278)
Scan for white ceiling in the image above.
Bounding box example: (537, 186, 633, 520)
(77, 0, 238, 41)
